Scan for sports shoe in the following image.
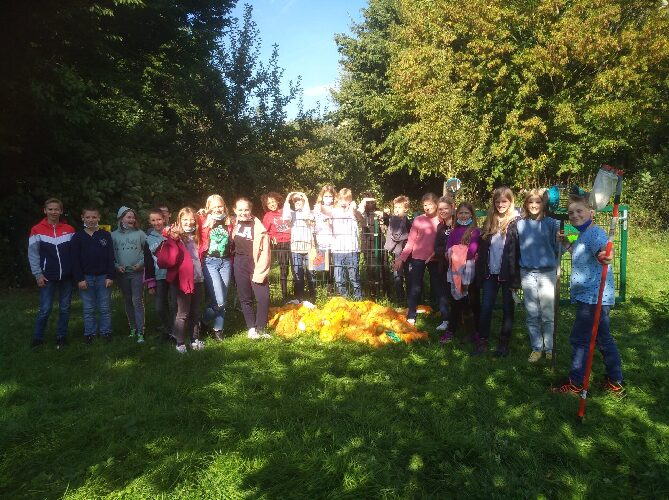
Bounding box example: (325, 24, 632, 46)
(407, 318, 416, 325)
(247, 328, 260, 340)
(136, 333, 145, 344)
(128, 328, 137, 338)
(101, 334, 112, 343)
(550, 378, 582, 395)
(56, 337, 68, 349)
(85, 335, 94, 345)
(439, 331, 454, 344)
(471, 338, 488, 356)
(528, 351, 542, 363)
(545, 351, 553, 361)
(492, 337, 510, 357)
(258, 330, 272, 339)
(31, 338, 44, 349)
(435, 320, 449, 331)
(601, 376, 626, 398)
(212, 330, 223, 342)
(191, 339, 205, 350)
(175, 344, 187, 354)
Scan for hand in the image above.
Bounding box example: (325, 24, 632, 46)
(196, 208, 206, 216)
(148, 288, 156, 296)
(271, 237, 277, 245)
(105, 279, 113, 288)
(168, 224, 180, 240)
(78, 280, 88, 290)
(132, 264, 143, 272)
(116, 266, 125, 274)
(393, 259, 404, 272)
(597, 249, 613, 265)
(36, 276, 47, 288)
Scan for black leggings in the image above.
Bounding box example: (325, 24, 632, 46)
(233, 254, 270, 330)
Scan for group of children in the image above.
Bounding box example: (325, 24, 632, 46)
(28, 185, 625, 396)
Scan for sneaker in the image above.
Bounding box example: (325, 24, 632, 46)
(471, 338, 488, 356)
(545, 351, 553, 361)
(128, 328, 137, 338)
(466, 331, 480, 344)
(258, 330, 272, 339)
(191, 339, 205, 350)
(175, 344, 187, 354)
(101, 334, 112, 342)
(601, 376, 626, 398)
(550, 378, 582, 395)
(84, 335, 94, 345)
(436, 320, 449, 331)
(247, 328, 260, 340)
(212, 330, 223, 342)
(31, 338, 44, 349)
(492, 338, 510, 358)
(55, 337, 68, 349)
(136, 333, 145, 344)
(528, 351, 542, 363)
(407, 318, 416, 325)
(439, 331, 454, 344)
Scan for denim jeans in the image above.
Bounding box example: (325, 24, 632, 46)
(33, 279, 73, 340)
(116, 271, 144, 333)
(292, 252, 315, 299)
(406, 259, 448, 321)
(569, 301, 623, 385)
(521, 268, 557, 352)
(479, 275, 514, 341)
(333, 252, 362, 299)
(203, 256, 232, 331)
(80, 274, 112, 337)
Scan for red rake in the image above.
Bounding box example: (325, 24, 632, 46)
(576, 165, 624, 423)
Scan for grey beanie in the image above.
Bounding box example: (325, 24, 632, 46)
(117, 206, 133, 219)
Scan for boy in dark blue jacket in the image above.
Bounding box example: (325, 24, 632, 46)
(71, 206, 115, 343)
(28, 198, 75, 348)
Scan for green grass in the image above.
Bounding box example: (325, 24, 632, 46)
(1, 229, 668, 499)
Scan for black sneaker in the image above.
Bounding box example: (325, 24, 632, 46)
(101, 334, 112, 343)
(550, 378, 582, 395)
(55, 337, 68, 349)
(31, 338, 44, 349)
(601, 376, 626, 398)
(84, 335, 93, 345)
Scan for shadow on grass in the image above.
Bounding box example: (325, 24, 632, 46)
(1, 290, 668, 498)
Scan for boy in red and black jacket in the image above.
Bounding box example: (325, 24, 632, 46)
(28, 198, 75, 348)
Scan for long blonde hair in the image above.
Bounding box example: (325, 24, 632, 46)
(481, 187, 515, 239)
(204, 194, 228, 217)
(175, 207, 200, 244)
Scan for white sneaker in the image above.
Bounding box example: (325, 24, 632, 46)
(407, 318, 416, 325)
(191, 339, 204, 350)
(436, 321, 449, 331)
(258, 330, 272, 339)
(247, 328, 260, 340)
(175, 344, 187, 354)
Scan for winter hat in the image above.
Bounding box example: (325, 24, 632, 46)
(117, 206, 133, 219)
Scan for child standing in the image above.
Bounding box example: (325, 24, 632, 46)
(312, 185, 336, 252)
(112, 206, 147, 343)
(144, 208, 174, 340)
(71, 206, 115, 343)
(28, 198, 75, 348)
(262, 192, 292, 301)
(517, 189, 560, 362)
(199, 195, 232, 341)
(551, 195, 624, 397)
(283, 191, 315, 300)
(474, 187, 520, 357)
(232, 198, 272, 339)
(433, 196, 455, 332)
(156, 207, 206, 352)
(443, 202, 481, 344)
(395, 193, 448, 326)
(384, 195, 412, 302)
(331, 188, 363, 300)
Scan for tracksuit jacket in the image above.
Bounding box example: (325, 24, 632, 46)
(28, 218, 75, 281)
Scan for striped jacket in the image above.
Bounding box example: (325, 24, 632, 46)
(28, 218, 75, 281)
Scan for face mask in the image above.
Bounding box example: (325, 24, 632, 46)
(211, 213, 226, 221)
(458, 218, 473, 226)
(323, 198, 333, 206)
(182, 226, 196, 234)
(121, 223, 133, 230)
(83, 221, 99, 229)
(574, 219, 592, 233)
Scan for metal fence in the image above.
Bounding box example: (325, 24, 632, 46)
(266, 205, 629, 305)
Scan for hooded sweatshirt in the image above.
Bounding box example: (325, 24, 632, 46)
(111, 220, 147, 270)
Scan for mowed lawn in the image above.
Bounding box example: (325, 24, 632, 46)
(1, 230, 668, 499)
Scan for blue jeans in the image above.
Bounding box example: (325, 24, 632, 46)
(333, 252, 362, 299)
(202, 256, 232, 331)
(33, 279, 73, 340)
(406, 259, 448, 321)
(117, 271, 144, 333)
(292, 252, 315, 299)
(80, 275, 112, 337)
(479, 276, 514, 341)
(569, 301, 623, 385)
